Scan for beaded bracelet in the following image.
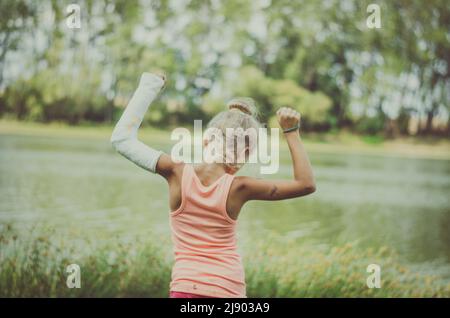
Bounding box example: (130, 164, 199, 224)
(283, 124, 300, 133)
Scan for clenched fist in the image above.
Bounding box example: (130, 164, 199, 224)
(276, 107, 301, 132)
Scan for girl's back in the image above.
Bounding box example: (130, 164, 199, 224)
(170, 164, 246, 298)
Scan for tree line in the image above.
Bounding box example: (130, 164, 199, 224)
(0, 0, 448, 137)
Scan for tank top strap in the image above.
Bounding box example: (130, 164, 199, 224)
(218, 173, 236, 223)
(182, 163, 194, 188)
(171, 163, 193, 216)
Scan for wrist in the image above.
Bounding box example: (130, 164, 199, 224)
(282, 123, 300, 134)
(284, 130, 300, 138)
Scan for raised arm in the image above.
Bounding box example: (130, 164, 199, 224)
(237, 107, 316, 201)
(110, 72, 174, 176)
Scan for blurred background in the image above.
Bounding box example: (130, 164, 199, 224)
(0, 0, 449, 297)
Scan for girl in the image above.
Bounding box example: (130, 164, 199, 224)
(111, 72, 316, 298)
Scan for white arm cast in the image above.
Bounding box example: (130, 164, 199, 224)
(110, 72, 164, 173)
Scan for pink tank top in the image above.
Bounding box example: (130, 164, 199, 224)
(169, 164, 246, 298)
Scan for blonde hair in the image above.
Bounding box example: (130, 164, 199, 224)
(206, 97, 262, 171)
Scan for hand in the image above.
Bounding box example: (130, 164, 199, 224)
(276, 107, 301, 131)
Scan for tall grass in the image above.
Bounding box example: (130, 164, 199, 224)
(245, 237, 450, 297)
(0, 224, 448, 297)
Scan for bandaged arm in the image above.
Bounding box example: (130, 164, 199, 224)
(110, 72, 164, 173)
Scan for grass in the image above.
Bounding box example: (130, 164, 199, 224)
(1, 224, 448, 298)
(0, 225, 171, 297)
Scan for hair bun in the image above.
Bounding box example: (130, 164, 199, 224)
(226, 97, 257, 118)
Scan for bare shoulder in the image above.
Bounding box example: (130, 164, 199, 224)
(227, 176, 252, 219)
(232, 175, 263, 187)
(230, 175, 260, 197)
(231, 176, 252, 189)
(176, 162, 186, 171)
(156, 153, 185, 179)
(171, 161, 185, 180)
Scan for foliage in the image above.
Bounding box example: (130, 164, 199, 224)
(0, 0, 448, 135)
